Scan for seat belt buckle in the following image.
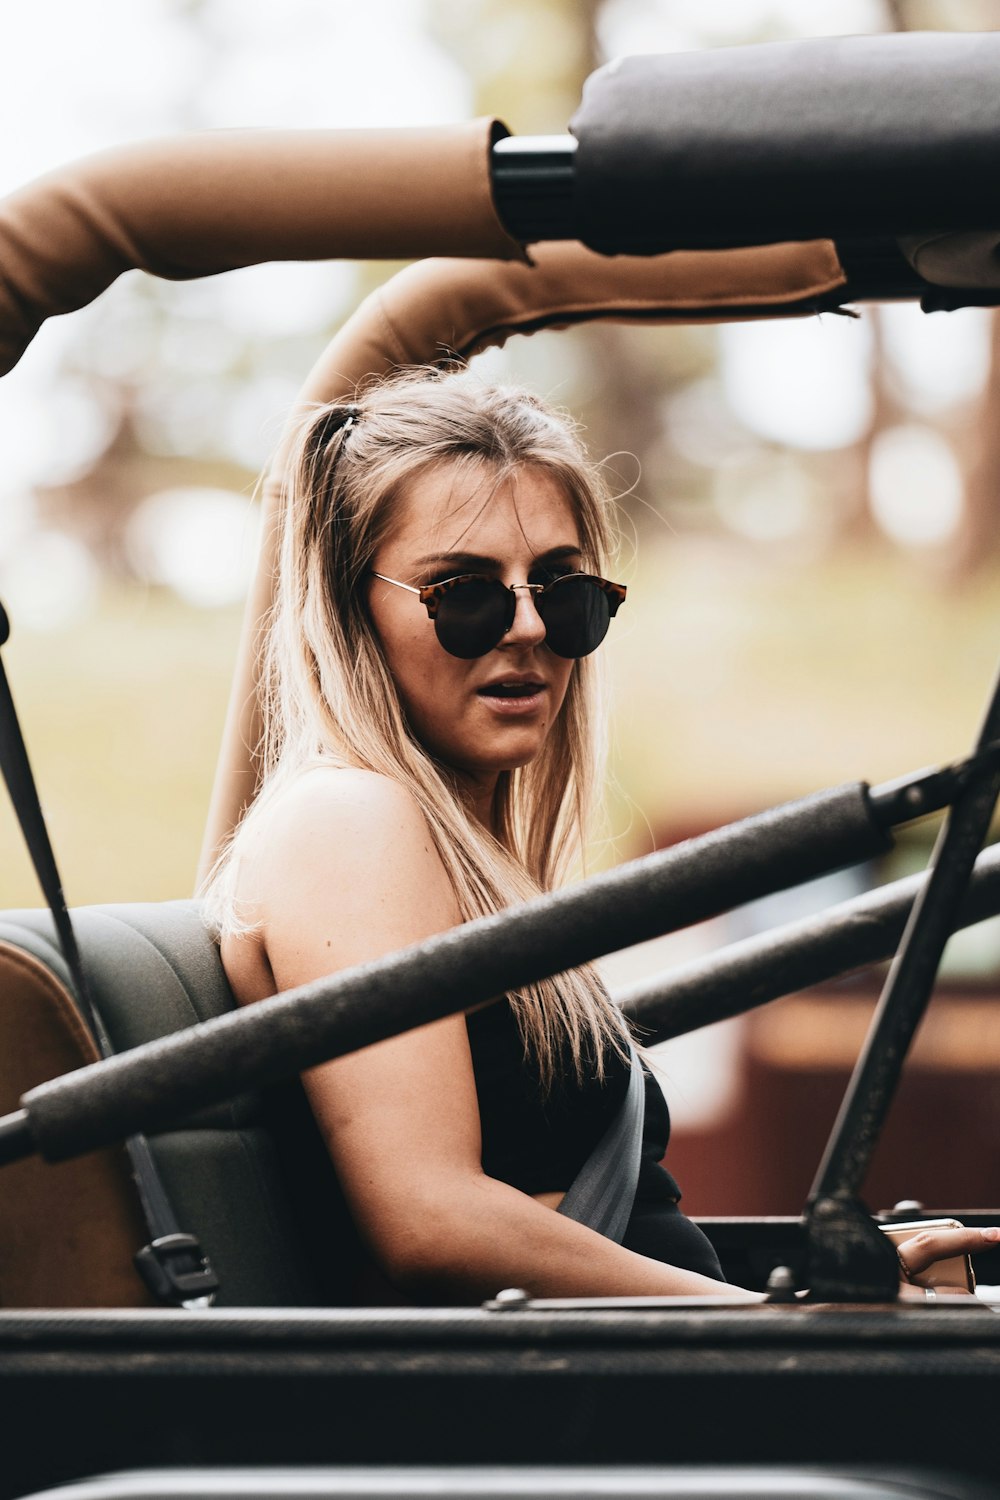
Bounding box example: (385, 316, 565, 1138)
(134, 1232, 220, 1308)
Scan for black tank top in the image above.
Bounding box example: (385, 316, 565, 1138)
(465, 997, 724, 1282)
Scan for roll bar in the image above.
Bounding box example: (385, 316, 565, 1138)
(567, 33, 1000, 255)
(620, 831, 1000, 1046)
(4, 31, 1000, 384)
(0, 120, 524, 379)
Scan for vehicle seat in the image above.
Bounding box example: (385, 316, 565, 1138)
(0, 901, 357, 1308)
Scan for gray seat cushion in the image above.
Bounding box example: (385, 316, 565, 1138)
(0, 901, 357, 1307)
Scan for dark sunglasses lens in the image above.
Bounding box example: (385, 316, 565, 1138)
(434, 577, 514, 658)
(539, 576, 611, 658)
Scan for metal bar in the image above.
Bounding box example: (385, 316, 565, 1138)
(0, 1110, 32, 1167)
(868, 743, 1000, 829)
(802, 662, 1000, 1300)
(618, 841, 1000, 1045)
(810, 673, 1000, 1206)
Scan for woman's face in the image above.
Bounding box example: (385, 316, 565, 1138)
(367, 461, 582, 820)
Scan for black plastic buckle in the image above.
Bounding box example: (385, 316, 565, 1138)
(134, 1233, 219, 1308)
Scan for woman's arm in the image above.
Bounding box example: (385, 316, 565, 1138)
(236, 768, 997, 1303)
(235, 767, 759, 1304)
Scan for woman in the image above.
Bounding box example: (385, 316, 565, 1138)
(205, 368, 995, 1304)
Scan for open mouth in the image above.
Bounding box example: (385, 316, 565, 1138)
(478, 682, 545, 698)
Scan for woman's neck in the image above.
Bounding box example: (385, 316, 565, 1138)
(450, 766, 502, 833)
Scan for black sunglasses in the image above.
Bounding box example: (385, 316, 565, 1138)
(370, 571, 627, 660)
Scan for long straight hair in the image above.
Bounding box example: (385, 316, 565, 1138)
(203, 368, 630, 1085)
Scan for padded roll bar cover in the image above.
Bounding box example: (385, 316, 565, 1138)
(199, 237, 845, 877)
(0, 119, 524, 377)
(37, 783, 892, 1163)
(0, 940, 153, 1307)
(304, 239, 847, 370)
(571, 33, 1000, 253)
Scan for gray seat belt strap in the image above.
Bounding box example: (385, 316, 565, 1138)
(556, 1041, 645, 1243)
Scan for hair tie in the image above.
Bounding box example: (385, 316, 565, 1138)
(313, 403, 361, 451)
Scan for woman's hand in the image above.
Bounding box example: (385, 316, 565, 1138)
(895, 1224, 999, 1293)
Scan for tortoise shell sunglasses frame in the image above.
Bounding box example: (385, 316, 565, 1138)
(368, 571, 627, 660)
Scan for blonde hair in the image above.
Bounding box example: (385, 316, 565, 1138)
(203, 368, 630, 1085)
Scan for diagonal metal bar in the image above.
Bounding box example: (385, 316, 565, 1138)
(804, 667, 1000, 1300)
(811, 718, 1000, 1206)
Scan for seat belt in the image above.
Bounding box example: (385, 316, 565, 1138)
(557, 1041, 645, 1243)
(0, 600, 219, 1309)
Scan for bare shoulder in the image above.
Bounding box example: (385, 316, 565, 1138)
(250, 765, 450, 902)
(258, 765, 437, 849)
(241, 767, 462, 989)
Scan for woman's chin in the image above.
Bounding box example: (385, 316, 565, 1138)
(449, 738, 548, 795)
(485, 731, 551, 775)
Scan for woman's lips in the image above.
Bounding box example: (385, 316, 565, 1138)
(476, 682, 547, 714)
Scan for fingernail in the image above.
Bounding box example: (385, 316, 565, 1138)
(981, 1227, 1000, 1241)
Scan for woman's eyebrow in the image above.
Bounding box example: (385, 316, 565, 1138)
(536, 545, 584, 563)
(414, 544, 583, 572)
(414, 551, 503, 572)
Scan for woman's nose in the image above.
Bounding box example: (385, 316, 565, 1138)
(502, 584, 546, 648)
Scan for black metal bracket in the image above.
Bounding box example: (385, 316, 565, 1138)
(490, 135, 577, 242)
(868, 741, 1000, 830)
(803, 1196, 899, 1303)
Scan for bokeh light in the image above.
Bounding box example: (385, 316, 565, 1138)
(868, 424, 965, 548)
(0, 530, 100, 630)
(720, 315, 874, 451)
(126, 488, 262, 607)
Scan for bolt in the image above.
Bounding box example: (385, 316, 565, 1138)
(766, 1265, 798, 1302)
(489, 1287, 530, 1311)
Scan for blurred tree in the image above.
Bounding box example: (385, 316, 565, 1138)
(957, 312, 1000, 576)
(428, 0, 721, 535)
(27, 0, 361, 573)
(885, 0, 1000, 27)
(428, 0, 600, 134)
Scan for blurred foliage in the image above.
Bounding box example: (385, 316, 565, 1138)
(885, 0, 1000, 28)
(0, 588, 242, 906)
(428, 0, 599, 133)
(606, 534, 1000, 848)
